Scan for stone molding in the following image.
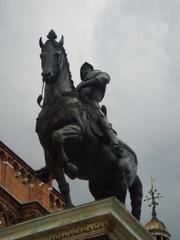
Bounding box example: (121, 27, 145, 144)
(0, 197, 154, 240)
(34, 220, 109, 240)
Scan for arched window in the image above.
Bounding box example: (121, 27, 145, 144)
(20, 168, 26, 178)
(0, 205, 4, 212)
(156, 236, 161, 240)
(13, 162, 19, 172)
(27, 174, 33, 183)
(0, 205, 8, 228)
(8, 213, 16, 225)
(7, 156, 13, 165)
(49, 193, 55, 207)
(0, 151, 5, 161)
(55, 199, 61, 209)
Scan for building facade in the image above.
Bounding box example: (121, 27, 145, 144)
(0, 141, 65, 228)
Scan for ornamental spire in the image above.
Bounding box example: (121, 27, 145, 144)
(144, 177, 163, 220)
(47, 30, 57, 41)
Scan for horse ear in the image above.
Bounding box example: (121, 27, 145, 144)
(39, 37, 44, 48)
(58, 35, 64, 47)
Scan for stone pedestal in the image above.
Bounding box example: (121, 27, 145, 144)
(0, 197, 153, 240)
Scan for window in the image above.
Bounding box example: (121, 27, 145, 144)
(56, 199, 61, 209)
(13, 162, 19, 172)
(0, 205, 7, 228)
(27, 174, 33, 183)
(49, 193, 55, 207)
(0, 151, 5, 161)
(20, 168, 26, 178)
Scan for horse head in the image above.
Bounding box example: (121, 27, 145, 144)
(39, 30, 64, 84)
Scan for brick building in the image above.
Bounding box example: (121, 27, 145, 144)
(0, 141, 65, 228)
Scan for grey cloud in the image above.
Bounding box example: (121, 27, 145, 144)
(94, 1, 180, 239)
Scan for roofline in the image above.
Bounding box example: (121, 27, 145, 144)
(0, 141, 34, 174)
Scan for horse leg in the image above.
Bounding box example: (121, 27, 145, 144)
(88, 179, 109, 200)
(129, 175, 143, 220)
(51, 124, 82, 179)
(89, 170, 127, 205)
(115, 167, 128, 205)
(54, 169, 73, 209)
(44, 149, 73, 208)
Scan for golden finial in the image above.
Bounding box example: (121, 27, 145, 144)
(144, 177, 163, 219)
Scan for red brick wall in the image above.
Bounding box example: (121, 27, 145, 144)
(0, 162, 30, 202)
(0, 143, 64, 213)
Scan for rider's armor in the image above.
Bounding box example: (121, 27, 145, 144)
(77, 64, 121, 158)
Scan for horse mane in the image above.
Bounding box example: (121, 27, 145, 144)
(61, 46, 75, 91)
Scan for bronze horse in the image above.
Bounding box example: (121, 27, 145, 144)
(36, 30, 143, 220)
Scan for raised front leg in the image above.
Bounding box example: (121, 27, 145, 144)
(51, 123, 82, 179)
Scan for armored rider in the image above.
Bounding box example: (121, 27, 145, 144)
(76, 62, 122, 158)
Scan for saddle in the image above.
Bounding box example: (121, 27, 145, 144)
(86, 111, 103, 138)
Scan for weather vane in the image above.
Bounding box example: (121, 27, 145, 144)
(144, 177, 163, 219)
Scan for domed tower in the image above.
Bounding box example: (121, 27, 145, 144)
(144, 178, 171, 240)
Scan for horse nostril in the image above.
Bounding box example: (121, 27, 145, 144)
(41, 72, 51, 77)
(41, 71, 53, 81)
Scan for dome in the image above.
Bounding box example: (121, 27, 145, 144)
(145, 217, 171, 240)
(145, 217, 167, 231)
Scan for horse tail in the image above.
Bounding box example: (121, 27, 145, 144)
(129, 175, 143, 221)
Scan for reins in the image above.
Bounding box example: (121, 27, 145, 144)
(37, 80, 45, 108)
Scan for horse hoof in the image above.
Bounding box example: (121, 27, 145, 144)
(65, 163, 79, 179)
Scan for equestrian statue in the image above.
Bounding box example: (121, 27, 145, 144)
(35, 30, 143, 220)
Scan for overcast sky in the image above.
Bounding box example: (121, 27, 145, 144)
(0, 1, 179, 239)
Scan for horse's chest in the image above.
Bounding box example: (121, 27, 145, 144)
(36, 108, 67, 135)
(36, 100, 80, 137)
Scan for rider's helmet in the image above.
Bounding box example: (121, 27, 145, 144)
(80, 62, 94, 80)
